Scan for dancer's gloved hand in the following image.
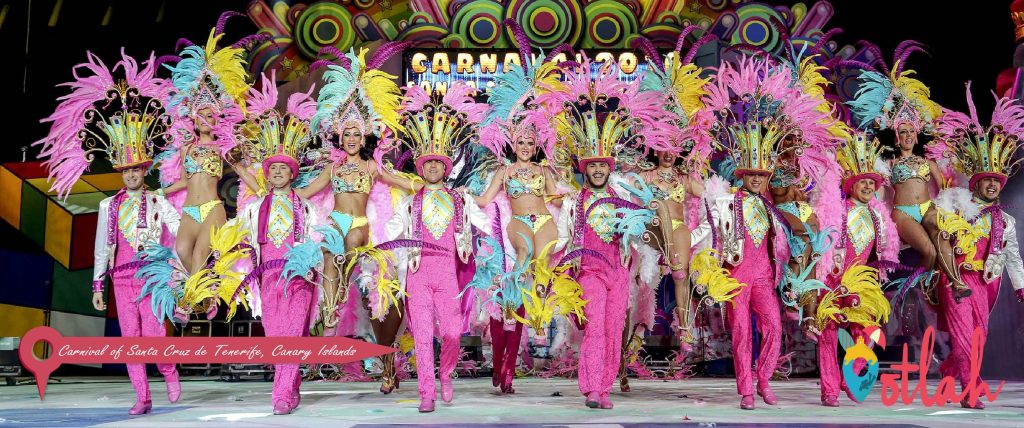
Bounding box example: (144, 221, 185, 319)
(1015, 288, 1024, 303)
(205, 298, 219, 320)
(800, 317, 820, 342)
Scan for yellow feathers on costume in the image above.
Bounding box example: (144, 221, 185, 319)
(343, 244, 403, 318)
(937, 209, 986, 271)
(514, 242, 588, 332)
(890, 62, 943, 124)
(690, 248, 746, 304)
(838, 264, 890, 327)
(814, 289, 843, 331)
(203, 29, 250, 114)
(356, 47, 404, 133)
(665, 57, 711, 119)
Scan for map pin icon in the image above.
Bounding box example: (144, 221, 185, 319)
(18, 326, 64, 400)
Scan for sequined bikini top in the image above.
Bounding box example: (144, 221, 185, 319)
(505, 165, 545, 198)
(648, 170, 688, 203)
(184, 145, 223, 178)
(332, 160, 372, 194)
(891, 156, 930, 184)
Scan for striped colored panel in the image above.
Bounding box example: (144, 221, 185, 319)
(51, 263, 100, 317)
(70, 212, 98, 270)
(20, 181, 47, 247)
(0, 303, 47, 357)
(26, 177, 98, 196)
(80, 173, 124, 192)
(49, 310, 106, 368)
(45, 199, 73, 268)
(0, 165, 22, 227)
(0, 248, 53, 309)
(56, 191, 105, 214)
(2, 161, 48, 180)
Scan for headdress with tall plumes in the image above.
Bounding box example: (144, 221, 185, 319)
(239, 71, 317, 179)
(541, 53, 668, 172)
(165, 25, 251, 118)
(395, 82, 488, 177)
(934, 82, 1024, 190)
(846, 40, 942, 134)
(477, 20, 568, 161)
(704, 55, 830, 177)
(310, 43, 407, 140)
(633, 27, 715, 174)
(837, 131, 885, 194)
(34, 51, 172, 199)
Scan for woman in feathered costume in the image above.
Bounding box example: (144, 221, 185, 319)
(381, 81, 490, 412)
(631, 29, 715, 351)
(300, 43, 409, 394)
(34, 51, 183, 415)
(467, 21, 570, 394)
(930, 84, 1024, 409)
(695, 55, 807, 410)
(546, 54, 665, 410)
(230, 71, 323, 415)
(846, 41, 968, 301)
(158, 12, 263, 284)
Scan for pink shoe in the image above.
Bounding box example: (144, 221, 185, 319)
(418, 399, 435, 413)
(585, 392, 601, 409)
(741, 395, 757, 409)
(821, 395, 839, 407)
(273, 400, 292, 415)
(165, 373, 181, 404)
(961, 398, 986, 410)
(757, 385, 778, 405)
(840, 384, 860, 403)
(441, 380, 454, 403)
(128, 400, 152, 415)
(599, 394, 614, 409)
(740, 395, 755, 410)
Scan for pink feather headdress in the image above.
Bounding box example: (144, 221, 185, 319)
(933, 82, 1024, 189)
(34, 50, 172, 199)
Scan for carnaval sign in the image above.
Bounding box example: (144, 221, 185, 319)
(841, 325, 1004, 407)
(403, 49, 651, 96)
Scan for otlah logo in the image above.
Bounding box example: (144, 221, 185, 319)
(839, 326, 884, 402)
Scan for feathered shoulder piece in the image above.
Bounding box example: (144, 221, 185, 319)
(933, 82, 1024, 189)
(311, 42, 409, 139)
(846, 41, 941, 133)
(477, 20, 567, 160)
(34, 51, 171, 199)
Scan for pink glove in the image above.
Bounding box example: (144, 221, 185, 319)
(1015, 288, 1024, 303)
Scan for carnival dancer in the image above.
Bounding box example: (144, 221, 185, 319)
(302, 44, 411, 393)
(384, 82, 490, 412)
(231, 73, 322, 415)
(694, 56, 805, 410)
(811, 132, 897, 406)
(846, 42, 969, 300)
(547, 55, 664, 410)
(35, 52, 183, 415)
(469, 21, 569, 394)
(158, 13, 264, 279)
(931, 85, 1024, 409)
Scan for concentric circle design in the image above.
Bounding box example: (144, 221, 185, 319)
(450, 1, 507, 47)
(294, 2, 356, 59)
(583, 0, 638, 48)
(505, 0, 583, 49)
(730, 3, 784, 53)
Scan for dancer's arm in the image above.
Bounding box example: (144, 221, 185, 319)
(92, 199, 111, 310)
(473, 167, 504, 206)
(543, 166, 563, 208)
(376, 163, 423, 193)
(295, 167, 331, 199)
(1003, 216, 1024, 301)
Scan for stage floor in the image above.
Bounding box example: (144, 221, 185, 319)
(0, 377, 1021, 427)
